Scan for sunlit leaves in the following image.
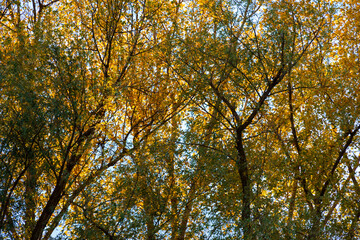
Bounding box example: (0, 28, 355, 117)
(1, 0, 360, 239)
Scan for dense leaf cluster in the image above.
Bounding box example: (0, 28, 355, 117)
(1, 0, 360, 239)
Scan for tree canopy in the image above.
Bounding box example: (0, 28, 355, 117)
(1, 0, 360, 239)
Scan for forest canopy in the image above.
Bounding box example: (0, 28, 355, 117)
(1, 0, 360, 239)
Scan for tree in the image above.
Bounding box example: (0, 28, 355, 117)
(1, 0, 183, 239)
(172, 0, 333, 238)
(1, 0, 360, 239)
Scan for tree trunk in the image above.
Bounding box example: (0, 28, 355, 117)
(25, 163, 37, 240)
(30, 154, 79, 240)
(308, 202, 322, 240)
(236, 130, 252, 239)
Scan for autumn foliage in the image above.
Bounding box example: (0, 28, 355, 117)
(1, 0, 360, 239)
